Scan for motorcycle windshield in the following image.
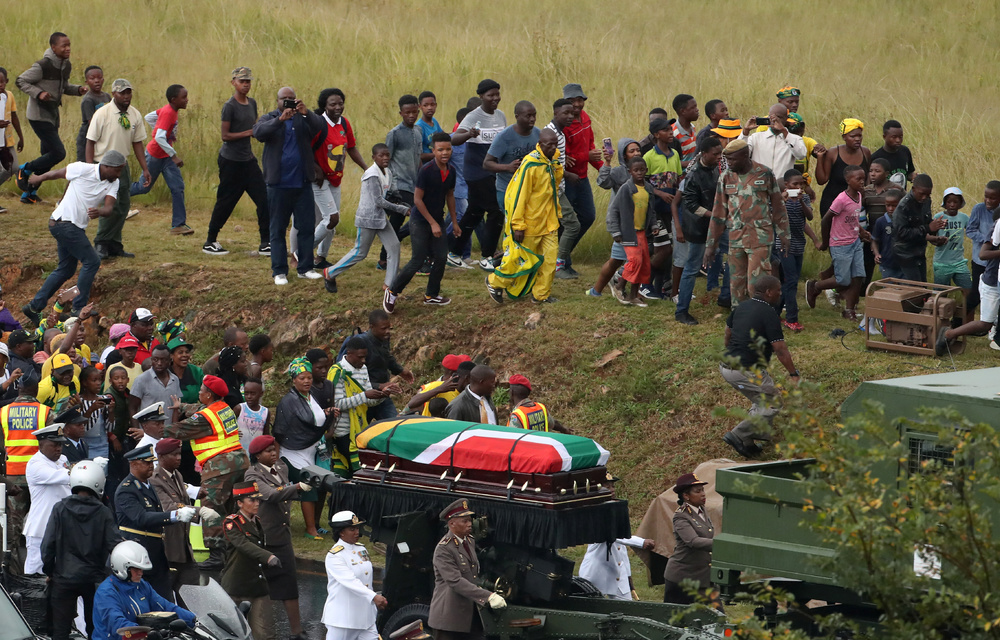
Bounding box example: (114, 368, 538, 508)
(178, 579, 251, 640)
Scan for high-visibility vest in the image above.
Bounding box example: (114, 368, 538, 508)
(190, 401, 242, 464)
(510, 401, 549, 432)
(0, 401, 50, 475)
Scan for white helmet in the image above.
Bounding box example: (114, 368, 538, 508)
(70, 461, 106, 496)
(110, 540, 153, 580)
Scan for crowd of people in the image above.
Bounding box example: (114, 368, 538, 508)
(0, 301, 574, 640)
(1, 27, 998, 640)
(6, 31, 999, 343)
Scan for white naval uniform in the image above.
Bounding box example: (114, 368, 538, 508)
(578, 535, 646, 600)
(322, 540, 378, 640)
(23, 451, 70, 574)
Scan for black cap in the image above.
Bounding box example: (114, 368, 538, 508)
(8, 330, 31, 348)
(649, 118, 676, 135)
(125, 444, 156, 462)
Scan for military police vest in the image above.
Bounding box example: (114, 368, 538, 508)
(0, 401, 49, 474)
(191, 400, 242, 464)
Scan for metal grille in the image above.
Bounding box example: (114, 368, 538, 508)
(907, 437, 955, 474)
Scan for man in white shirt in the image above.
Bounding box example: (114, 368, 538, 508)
(578, 536, 654, 600)
(22, 151, 124, 323)
(740, 104, 806, 184)
(23, 424, 71, 574)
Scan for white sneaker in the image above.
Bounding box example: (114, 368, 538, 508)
(447, 253, 472, 269)
(274, 275, 288, 286)
(126, 208, 140, 220)
(991, 340, 1000, 351)
(478, 257, 493, 271)
(990, 324, 996, 342)
(297, 270, 322, 280)
(462, 257, 477, 268)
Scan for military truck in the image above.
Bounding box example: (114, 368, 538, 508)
(710, 368, 994, 631)
(305, 416, 735, 640)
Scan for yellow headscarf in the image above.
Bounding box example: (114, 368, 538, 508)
(839, 118, 864, 135)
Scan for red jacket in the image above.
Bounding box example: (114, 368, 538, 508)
(563, 110, 603, 179)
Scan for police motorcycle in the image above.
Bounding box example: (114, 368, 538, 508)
(115, 580, 253, 640)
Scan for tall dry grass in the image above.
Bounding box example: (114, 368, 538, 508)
(5, 0, 1000, 273)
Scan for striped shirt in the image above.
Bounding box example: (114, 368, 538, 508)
(774, 194, 811, 255)
(331, 357, 380, 437)
(543, 122, 567, 193)
(672, 121, 698, 167)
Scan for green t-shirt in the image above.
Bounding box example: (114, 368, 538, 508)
(932, 211, 970, 272)
(642, 145, 682, 190)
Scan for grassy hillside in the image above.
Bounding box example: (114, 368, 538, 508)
(2, 0, 998, 529)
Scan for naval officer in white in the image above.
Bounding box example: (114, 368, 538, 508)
(23, 424, 72, 574)
(322, 510, 388, 640)
(578, 535, 655, 600)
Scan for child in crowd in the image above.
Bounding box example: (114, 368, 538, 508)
(871, 189, 904, 279)
(383, 133, 458, 313)
(130, 84, 191, 235)
(417, 91, 442, 162)
(76, 66, 110, 162)
(589, 137, 641, 297)
(932, 188, 972, 303)
(863, 158, 893, 218)
(78, 365, 111, 458)
(324, 143, 411, 293)
(871, 119, 916, 189)
(608, 156, 654, 307)
(426, 397, 448, 418)
(237, 377, 270, 452)
(381, 94, 422, 268)
(773, 169, 820, 331)
(641, 118, 681, 300)
(807, 165, 869, 320)
(0, 67, 25, 205)
(965, 181, 1000, 320)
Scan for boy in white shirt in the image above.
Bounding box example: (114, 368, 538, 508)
(22, 151, 125, 321)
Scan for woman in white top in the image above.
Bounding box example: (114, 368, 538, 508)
(322, 510, 387, 640)
(271, 357, 335, 540)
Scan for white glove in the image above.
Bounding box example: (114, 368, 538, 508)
(297, 482, 311, 492)
(199, 506, 221, 525)
(487, 592, 506, 610)
(176, 506, 197, 523)
(93, 457, 109, 471)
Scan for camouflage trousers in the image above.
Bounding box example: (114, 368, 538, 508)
(6, 476, 29, 574)
(729, 246, 772, 304)
(201, 451, 248, 547)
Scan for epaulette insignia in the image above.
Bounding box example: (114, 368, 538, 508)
(331, 545, 344, 554)
(225, 522, 233, 530)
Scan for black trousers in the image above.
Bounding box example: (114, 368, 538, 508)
(452, 176, 502, 258)
(391, 219, 448, 297)
(24, 120, 66, 176)
(969, 261, 986, 313)
(380, 190, 413, 262)
(50, 579, 96, 640)
(899, 256, 927, 282)
(207, 156, 270, 244)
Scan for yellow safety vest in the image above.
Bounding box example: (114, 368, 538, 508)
(190, 401, 242, 464)
(1, 401, 50, 475)
(510, 401, 549, 432)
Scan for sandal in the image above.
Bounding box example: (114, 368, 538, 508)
(304, 532, 323, 540)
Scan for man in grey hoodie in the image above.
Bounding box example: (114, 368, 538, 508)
(15, 32, 85, 204)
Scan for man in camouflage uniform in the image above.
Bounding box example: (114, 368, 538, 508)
(703, 140, 789, 304)
(164, 375, 248, 570)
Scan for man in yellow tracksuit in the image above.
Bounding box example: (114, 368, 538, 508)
(486, 128, 562, 303)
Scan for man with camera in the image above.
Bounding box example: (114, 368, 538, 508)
(252, 87, 325, 285)
(740, 104, 806, 185)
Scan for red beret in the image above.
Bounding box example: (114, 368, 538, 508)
(155, 438, 182, 456)
(441, 354, 472, 371)
(202, 375, 229, 398)
(508, 374, 531, 391)
(249, 435, 275, 456)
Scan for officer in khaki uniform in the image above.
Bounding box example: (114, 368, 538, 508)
(428, 500, 506, 640)
(663, 473, 717, 607)
(703, 139, 789, 304)
(222, 481, 279, 640)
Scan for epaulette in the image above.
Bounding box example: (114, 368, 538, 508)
(331, 545, 344, 554)
(121, 480, 131, 487)
(438, 534, 452, 546)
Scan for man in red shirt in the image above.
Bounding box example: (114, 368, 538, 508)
(558, 83, 603, 278)
(127, 308, 160, 365)
(130, 85, 191, 235)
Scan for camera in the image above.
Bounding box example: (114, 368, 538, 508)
(755, 116, 771, 127)
(96, 394, 114, 403)
(283, 98, 297, 110)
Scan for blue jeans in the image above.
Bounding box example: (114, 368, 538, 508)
(267, 185, 315, 276)
(775, 251, 804, 322)
(368, 397, 398, 422)
(676, 242, 707, 315)
(130, 153, 186, 227)
(707, 231, 731, 302)
(564, 178, 596, 266)
(31, 221, 101, 312)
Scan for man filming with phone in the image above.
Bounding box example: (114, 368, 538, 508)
(739, 103, 806, 186)
(252, 87, 325, 286)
